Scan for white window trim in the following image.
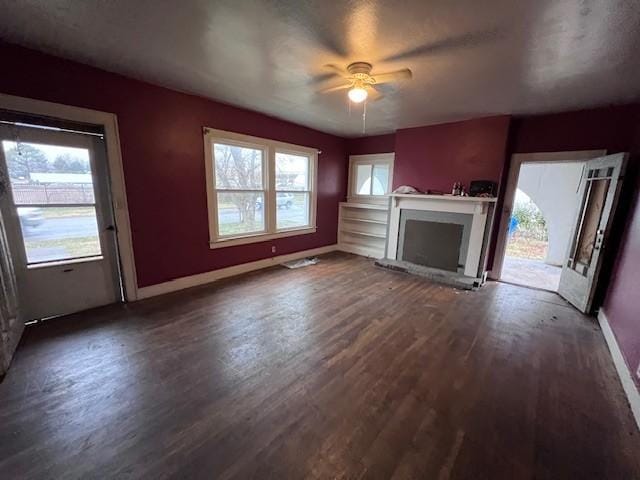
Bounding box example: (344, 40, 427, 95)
(204, 128, 318, 249)
(347, 153, 395, 203)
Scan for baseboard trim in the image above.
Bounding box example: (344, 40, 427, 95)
(137, 244, 337, 300)
(597, 309, 640, 431)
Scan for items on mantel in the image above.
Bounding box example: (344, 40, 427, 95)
(392, 180, 497, 199)
(392, 185, 419, 194)
(451, 182, 466, 196)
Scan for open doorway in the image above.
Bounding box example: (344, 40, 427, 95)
(493, 150, 628, 313)
(501, 161, 586, 291)
(491, 150, 607, 291)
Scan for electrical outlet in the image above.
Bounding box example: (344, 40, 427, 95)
(271, 246, 276, 254)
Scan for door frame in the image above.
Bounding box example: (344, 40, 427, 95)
(0, 93, 138, 301)
(489, 150, 606, 281)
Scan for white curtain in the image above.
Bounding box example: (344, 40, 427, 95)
(0, 172, 21, 378)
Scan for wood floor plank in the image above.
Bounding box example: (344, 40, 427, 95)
(0, 252, 638, 479)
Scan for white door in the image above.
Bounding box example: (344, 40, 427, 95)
(0, 124, 121, 321)
(558, 153, 627, 313)
(0, 207, 22, 376)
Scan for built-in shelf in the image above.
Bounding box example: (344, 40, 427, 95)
(342, 217, 388, 225)
(339, 201, 389, 211)
(338, 200, 389, 259)
(339, 241, 385, 258)
(342, 229, 386, 239)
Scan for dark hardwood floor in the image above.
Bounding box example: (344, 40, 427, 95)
(0, 252, 638, 479)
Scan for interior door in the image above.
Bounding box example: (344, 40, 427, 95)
(0, 124, 121, 321)
(558, 153, 627, 313)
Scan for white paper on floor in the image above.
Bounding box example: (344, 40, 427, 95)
(281, 257, 319, 269)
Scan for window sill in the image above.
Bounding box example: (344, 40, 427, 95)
(209, 227, 316, 249)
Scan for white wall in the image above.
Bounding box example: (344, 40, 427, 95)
(517, 162, 585, 265)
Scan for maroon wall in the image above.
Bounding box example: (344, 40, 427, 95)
(346, 134, 396, 155)
(346, 116, 512, 193)
(603, 166, 640, 388)
(393, 116, 511, 192)
(0, 42, 348, 287)
(511, 105, 640, 154)
(509, 105, 640, 389)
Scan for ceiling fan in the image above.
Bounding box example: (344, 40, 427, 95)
(318, 62, 412, 103)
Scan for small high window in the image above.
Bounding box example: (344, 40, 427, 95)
(349, 154, 394, 199)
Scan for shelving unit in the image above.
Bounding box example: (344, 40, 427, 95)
(338, 201, 389, 259)
(341, 217, 387, 225)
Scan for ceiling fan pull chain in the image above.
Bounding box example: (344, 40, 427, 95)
(362, 100, 367, 134)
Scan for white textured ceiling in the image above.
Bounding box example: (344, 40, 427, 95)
(1, 0, 639, 136)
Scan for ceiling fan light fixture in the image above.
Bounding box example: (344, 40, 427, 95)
(348, 86, 368, 103)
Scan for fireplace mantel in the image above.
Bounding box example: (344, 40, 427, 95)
(386, 193, 496, 281)
(389, 193, 497, 204)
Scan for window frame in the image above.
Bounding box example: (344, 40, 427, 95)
(210, 137, 269, 240)
(204, 128, 317, 249)
(274, 148, 314, 233)
(348, 153, 395, 201)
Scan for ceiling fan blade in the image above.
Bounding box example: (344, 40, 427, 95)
(373, 69, 413, 84)
(309, 63, 347, 85)
(381, 28, 503, 62)
(309, 72, 341, 85)
(367, 88, 384, 102)
(318, 82, 352, 93)
(267, 3, 348, 57)
(323, 63, 347, 75)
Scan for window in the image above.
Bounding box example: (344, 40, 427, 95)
(275, 152, 312, 230)
(349, 154, 394, 199)
(1, 140, 102, 265)
(213, 142, 266, 238)
(204, 129, 317, 248)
